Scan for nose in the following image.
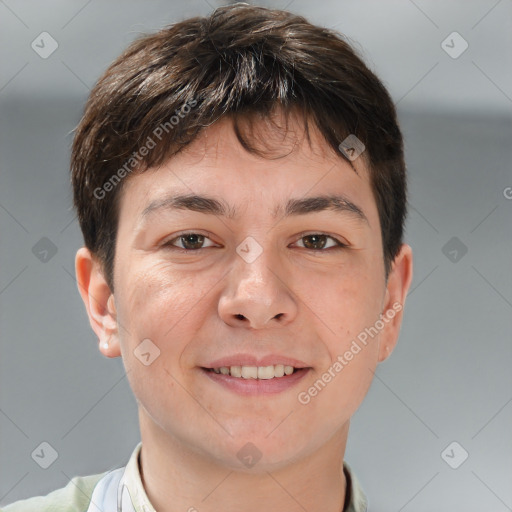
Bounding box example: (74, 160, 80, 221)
(218, 246, 298, 329)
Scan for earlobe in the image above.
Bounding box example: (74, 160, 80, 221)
(75, 247, 121, 358)
(98, 334, 120, 358)
(377, 243, 414, 363)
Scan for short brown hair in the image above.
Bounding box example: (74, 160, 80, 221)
(71, 3, 407, 291)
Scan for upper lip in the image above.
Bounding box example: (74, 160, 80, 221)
(203, 353, 310, 369)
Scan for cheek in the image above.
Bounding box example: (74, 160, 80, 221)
(115, 265, 206, 409)
(119, 263, 204, 330)
(304, 262, 383, 337)
(113, 263, 215, 377)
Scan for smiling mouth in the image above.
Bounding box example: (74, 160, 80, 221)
(202, 364, 305, 380)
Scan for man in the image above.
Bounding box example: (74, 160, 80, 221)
(4, 3, 412, 511)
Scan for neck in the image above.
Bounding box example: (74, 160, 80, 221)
(137, 409, 350, 512)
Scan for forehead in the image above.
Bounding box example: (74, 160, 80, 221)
(173, 110, 363, 173)
(118, 112, 375, 228)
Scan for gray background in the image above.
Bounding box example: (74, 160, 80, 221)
(1, 1, 511, 510)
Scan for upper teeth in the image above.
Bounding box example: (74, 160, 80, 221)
(212, 365, 296, 379)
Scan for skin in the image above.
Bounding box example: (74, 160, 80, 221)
(76, 109, 413, 512)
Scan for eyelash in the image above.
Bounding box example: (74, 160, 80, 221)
(162, 231, 348, 253)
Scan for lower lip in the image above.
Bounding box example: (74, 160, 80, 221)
(200, 367, 311, 396)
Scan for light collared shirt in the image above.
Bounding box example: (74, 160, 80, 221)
(2, 442, 368, 512)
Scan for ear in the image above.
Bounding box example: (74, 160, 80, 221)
(377, 243, 413, 363)
(75, 247, 121, 358)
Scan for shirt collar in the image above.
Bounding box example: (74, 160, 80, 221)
(343, 460, 369, 512)
(120, 442, 155, 512)
(122, 442, 367, 512)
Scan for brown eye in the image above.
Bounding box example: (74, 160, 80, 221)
(296, 234, 345, 251)
(179, 234, 205, 250)
(163, 233, 216, 251)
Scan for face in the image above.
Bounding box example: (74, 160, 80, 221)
(77, 111, 412, 471)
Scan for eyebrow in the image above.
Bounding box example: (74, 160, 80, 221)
(140, 193, 369, 225)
